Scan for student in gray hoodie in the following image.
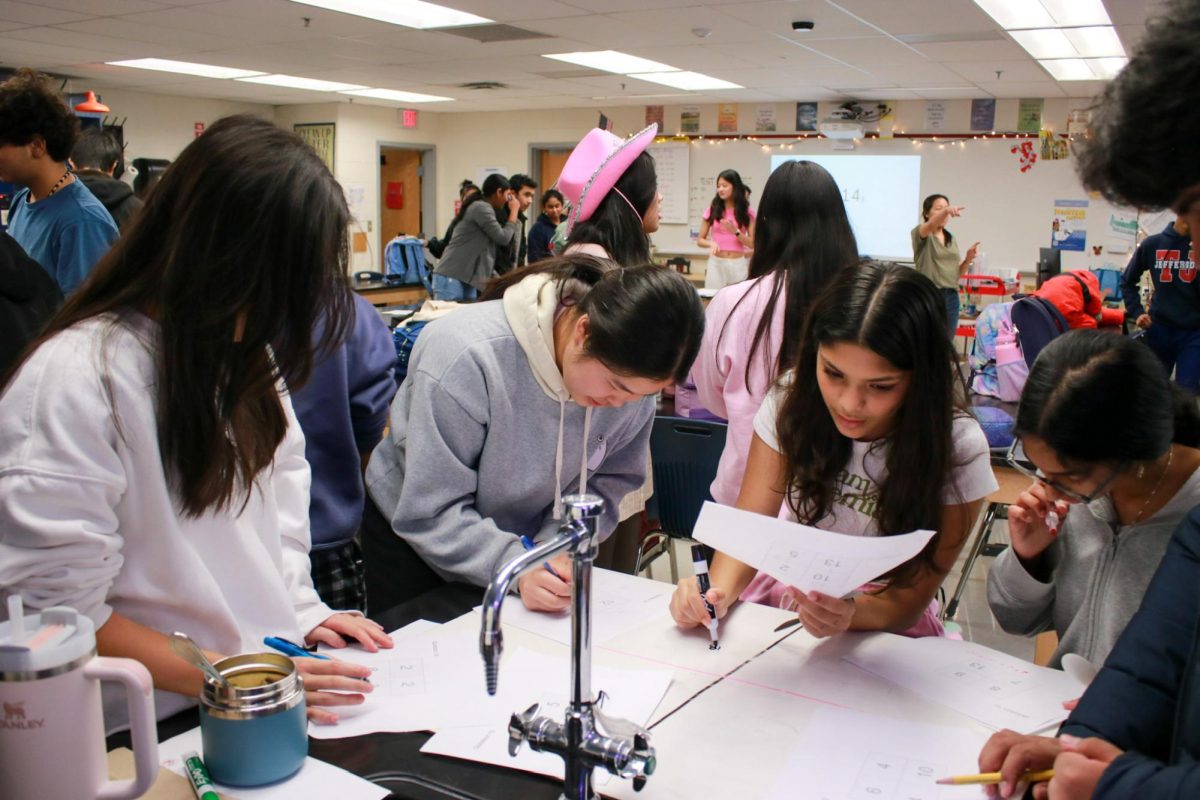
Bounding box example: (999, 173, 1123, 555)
(362, 255, 704, 613)
(989, 330, 1200, 669)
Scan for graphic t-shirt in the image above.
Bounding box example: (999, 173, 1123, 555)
(742, 377, 997, 608)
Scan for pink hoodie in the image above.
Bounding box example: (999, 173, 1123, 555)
(691, 274, 786, 506)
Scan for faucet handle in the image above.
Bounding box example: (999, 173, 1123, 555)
(593, 701, 650, 741)
(630, 733, 657, 792)
(507, 702, 540, 756)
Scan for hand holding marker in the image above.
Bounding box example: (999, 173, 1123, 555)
(690, 545, 720, 650)
(520, 535, 565, 580)
(1045, 508, 1060, 535)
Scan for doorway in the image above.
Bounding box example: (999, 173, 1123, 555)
(531, 145, 574, 197)
(379, 145, 430, 271)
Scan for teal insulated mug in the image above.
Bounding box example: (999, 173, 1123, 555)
(198, 653, 307, 786)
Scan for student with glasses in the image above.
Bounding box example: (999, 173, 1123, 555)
(987, 329, 1200, 670)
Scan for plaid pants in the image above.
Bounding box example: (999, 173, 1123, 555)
(310, 538, 367, 613)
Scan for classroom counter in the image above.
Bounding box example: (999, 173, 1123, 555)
(106, 571, 1077, 800)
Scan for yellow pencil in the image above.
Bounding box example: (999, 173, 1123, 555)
(935, 769, 1055, 786)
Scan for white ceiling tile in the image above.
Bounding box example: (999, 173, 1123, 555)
(909, 39, 1027, 62)
(0, 0, 94, 25)
(974, 80, 1066, 99)
(946, 59, 1048, 83)
(713, 0, 883, 39)
(803, 37, 928, 67)
(37, 0, 166, 15)
(831, 0, 999, 35)
(55, 16, 252, 50)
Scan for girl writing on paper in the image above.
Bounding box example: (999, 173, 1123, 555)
(696, 169, 756, 291)
(362, 254, 704, 614)
(669, 261, 997, 638)
(0, 115, 392, 730)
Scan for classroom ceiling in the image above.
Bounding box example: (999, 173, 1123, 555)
(0, 0, 1162, 113)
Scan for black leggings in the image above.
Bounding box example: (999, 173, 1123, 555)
(361, 496, 447, 616)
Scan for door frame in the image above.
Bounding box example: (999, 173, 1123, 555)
(376, 141, 436, 266)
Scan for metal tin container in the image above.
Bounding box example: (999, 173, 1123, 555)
(198, 653, 307, 786)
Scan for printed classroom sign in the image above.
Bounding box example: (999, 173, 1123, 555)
(294, 123, 335, 173)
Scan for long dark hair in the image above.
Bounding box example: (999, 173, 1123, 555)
(6, 114, 353, 517)
(722, 160, 858, 391)
(776, 261, 963, 587)
(566, 150, 656, 266)
(707, 169, 752, 232)
(1016, 329, 1200, 464)
(921, 193, 953, 245)
(484, 255, 703, 382)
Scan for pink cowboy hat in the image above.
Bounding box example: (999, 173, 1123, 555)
(558, 123, 657, 231)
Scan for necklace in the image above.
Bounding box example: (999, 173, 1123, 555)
(45, 171, 72, 198)
(1127, 447, 1174, 527)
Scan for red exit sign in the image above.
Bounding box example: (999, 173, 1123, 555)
(401, 108, 418, 128)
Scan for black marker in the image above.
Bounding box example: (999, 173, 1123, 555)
(690, 545, 720, 650)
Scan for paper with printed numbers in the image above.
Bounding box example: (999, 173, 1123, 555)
(843, 634, 1084, 733)
(691, 502, 935, 598)
(765, 706, 990, 800)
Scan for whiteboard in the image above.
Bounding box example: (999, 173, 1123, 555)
(649, 137, 1135, 275)
(646, 142, 688, 225)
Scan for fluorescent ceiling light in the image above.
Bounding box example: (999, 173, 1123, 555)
(289, 0, 490, 29)
(1039, 58, 1097, 81)
(1087, 57, 1128, 79)
(972, 0, 1054, 29)
(972, 0, 1111, 30)
(1038, 0, 1112, 27)
(628, 71, 742, 91)
(341, 88, 453, 102)
(238, 74, 367, 91)
(1063, 26, 1125, 58)
(543, 51, 678, 75)
(1008, 28, 1074, 58)
(106, 58, 264, 80)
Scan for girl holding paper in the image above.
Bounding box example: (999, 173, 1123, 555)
(669, 261, 996, 637)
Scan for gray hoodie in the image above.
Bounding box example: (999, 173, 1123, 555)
(987, 464, 1200, 668)
(365, 273, 654, 586)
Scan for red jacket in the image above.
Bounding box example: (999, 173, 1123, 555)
(1034, 271, 1126, 329)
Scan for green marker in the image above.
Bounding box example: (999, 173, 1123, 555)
(183, 750, 220, 800)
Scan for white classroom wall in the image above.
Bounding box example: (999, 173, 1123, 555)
(97, 90, 1118, 276)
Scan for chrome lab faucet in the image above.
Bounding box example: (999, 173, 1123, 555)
(480, 493, 657, 800)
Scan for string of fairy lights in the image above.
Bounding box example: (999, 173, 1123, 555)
(653, 130, 1073, 152)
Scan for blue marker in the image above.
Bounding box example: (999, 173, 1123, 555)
(520, 535, 566, 581)
(264, 636, 330, 660)
(691, 545, 720, 650)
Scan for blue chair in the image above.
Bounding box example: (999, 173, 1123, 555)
(1090, 267, 1123, 304)
(635, 416, 728, 582)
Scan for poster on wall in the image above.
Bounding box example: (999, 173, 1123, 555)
(795, 102, 818, 131)
(925, 100, 947, 132)
(755, 105, 777, 132)
(293, 123, 335, 173)
(681, 106, 700, 133)
(970, 98, 996, 131)
(1107, 210, 1138, 254)
(1040, 131, 1069, 160)
(645, 104, 664, 129)
(1051, 199, 1088, 251)
(1017, 98, 1044, 132)
(718, 104, 738, 133)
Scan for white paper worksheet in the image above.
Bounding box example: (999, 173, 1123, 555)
(420, 648, 673, 782)
(765, 707, 991, 800)
(158, 728, 388, 800)
(494, 567, 674, 646)
(691, 502, 935, 598)
(308, 620, 486, 739)
(843, 633, 1084, 734)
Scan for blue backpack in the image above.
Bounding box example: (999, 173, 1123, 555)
(383, 236, 430, 290)
(392, 320, 428, 385)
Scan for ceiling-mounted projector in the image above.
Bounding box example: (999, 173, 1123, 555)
(818, 119, 864, 139)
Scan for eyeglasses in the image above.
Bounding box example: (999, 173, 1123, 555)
(1005, 439, 1124, 503)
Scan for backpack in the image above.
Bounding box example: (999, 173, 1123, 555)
(969, 301, 1015, 398)
(383, 236, 430, 290)
(1010, 295, 1071, 368)
(392, 319, 428, 385)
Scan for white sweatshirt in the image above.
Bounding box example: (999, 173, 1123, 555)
(0, 314, 334, 727)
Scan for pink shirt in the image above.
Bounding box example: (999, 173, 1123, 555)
(690, 274, 786, 506)
(702, 206, 755, 252)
